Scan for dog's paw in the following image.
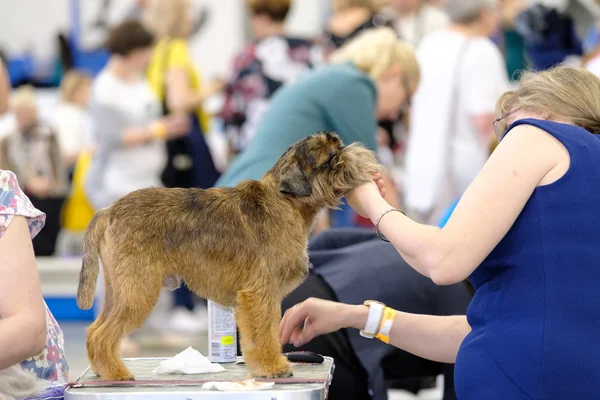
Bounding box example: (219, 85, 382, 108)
(252, 357, 293, 378)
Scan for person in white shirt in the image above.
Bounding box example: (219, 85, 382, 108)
(54, 70, 92, 171)
(390, 0, 450, 47)
(404, 0, 510, 224)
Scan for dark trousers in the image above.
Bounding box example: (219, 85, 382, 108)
(27, 194, 65, 256)
(164, 115, 220, 310)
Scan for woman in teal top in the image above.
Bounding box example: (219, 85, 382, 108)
(217, 28, 419, 192)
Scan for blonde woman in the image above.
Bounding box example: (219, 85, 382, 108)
(281, 67, 600, 400)
(53, 70, 92, 170)
(217, 27, 415, 222)
(144, 0, 221, 191)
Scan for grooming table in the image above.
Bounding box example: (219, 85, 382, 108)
(66, 357, 335, 400)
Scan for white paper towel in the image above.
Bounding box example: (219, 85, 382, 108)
(153, 347, 226, 375)
(202, 379, 276, 391)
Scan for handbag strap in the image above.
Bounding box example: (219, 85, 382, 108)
(160, 38, 173, 116)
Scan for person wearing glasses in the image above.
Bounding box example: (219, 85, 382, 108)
(403, 0, 509, 224)
(281, 66, 600, 400)
(217, 28, 416, 224)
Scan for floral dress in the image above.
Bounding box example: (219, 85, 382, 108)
(0, 169, 69, 382)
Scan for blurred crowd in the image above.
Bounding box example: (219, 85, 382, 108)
(1, 0, 600, 368)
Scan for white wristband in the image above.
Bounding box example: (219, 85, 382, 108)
(359, 301, 385, 338)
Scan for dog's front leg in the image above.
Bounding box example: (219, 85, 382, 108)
(236, 289, 293, 378)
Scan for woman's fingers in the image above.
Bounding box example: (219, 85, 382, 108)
(280, 303, 309, 345)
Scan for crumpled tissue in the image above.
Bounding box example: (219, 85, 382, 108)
(152, 347, 226, 375)
(202, 380, 276, 391)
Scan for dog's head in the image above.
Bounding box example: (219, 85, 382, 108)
(266, 132, 382, 208)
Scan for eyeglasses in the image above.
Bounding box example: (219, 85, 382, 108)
(493, 108, 521, 139)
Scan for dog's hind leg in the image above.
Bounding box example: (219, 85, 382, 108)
(92, 261, 162, 381)
(86, 270, 114, 376)
(236, 289, 293, 378)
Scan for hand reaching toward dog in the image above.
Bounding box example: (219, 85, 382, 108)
(280, 298, 367, 348)
(346, 172, 388, 218)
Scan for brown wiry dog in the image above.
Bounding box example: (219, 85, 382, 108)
(77, 132, 382, 381)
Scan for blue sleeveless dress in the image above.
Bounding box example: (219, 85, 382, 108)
(455, 119, 600, 399)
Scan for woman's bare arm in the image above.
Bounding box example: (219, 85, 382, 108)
(280, 298, 470, 364)
(344, 305, 470, 363)
(0, 216, 46, 369)
(354, 124, 567, 284)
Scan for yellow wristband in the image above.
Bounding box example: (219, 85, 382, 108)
(150, 122, 168, 140)
(375, 307, 397, 344)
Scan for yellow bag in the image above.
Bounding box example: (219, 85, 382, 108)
(61, 150, 95, 232)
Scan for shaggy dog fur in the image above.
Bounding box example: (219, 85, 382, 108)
(77, 132, 382, 381)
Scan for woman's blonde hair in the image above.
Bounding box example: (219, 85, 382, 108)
(329, 27, 420, 85)
(495, 67, 600, 137)
(0, 364, 48, 400)
(143, 0, 191, 39)
(10, 85, 38, 111)
(60, 70, 91, 103)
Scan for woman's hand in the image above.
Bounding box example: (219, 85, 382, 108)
(163, 114, 190, 138)
(279, 298, 367, 348)
(346, 173, 387, 218)
(25, 176, 52, 198)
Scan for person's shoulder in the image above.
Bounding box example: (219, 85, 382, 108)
(416, 29, 449, 52)
(0, 170, 46, 239)
(92, 71, 120, 103)
(421, 5, 450, 26)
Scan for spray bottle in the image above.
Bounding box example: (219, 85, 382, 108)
(207, 300, 237, 363)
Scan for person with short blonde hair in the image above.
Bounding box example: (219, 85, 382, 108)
(0, 86, 67, 256)
(218, 26, 417, 211)
(281, 66, 600, 400)
(54, 70, 92, 168)
(329, 26, 419, 82)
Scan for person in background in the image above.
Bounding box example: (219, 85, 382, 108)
(404, 0, 509, 224)
(144, 0, 222, 191)
(84, 21, 188, 350)
(0, 170, 69, 398)
(144, 0, 224, 331)
(85, 21, 188, 211)
(498, 0, 528, 80)
(53, 70, 92, 175)
(217, 28, 414, 217)
(221, 0, 320, 157)
(0, 86, 67, 256)
(389, 0, 450, 47)
(324, 0, 393, 55)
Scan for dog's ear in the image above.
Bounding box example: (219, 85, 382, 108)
(279, 162, 312, 197)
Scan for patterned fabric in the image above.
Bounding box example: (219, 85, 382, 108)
(220, 35, 321, 153)
(0, 169, 69, 382)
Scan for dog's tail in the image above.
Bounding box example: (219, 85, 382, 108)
(77, 207, 110, 310)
